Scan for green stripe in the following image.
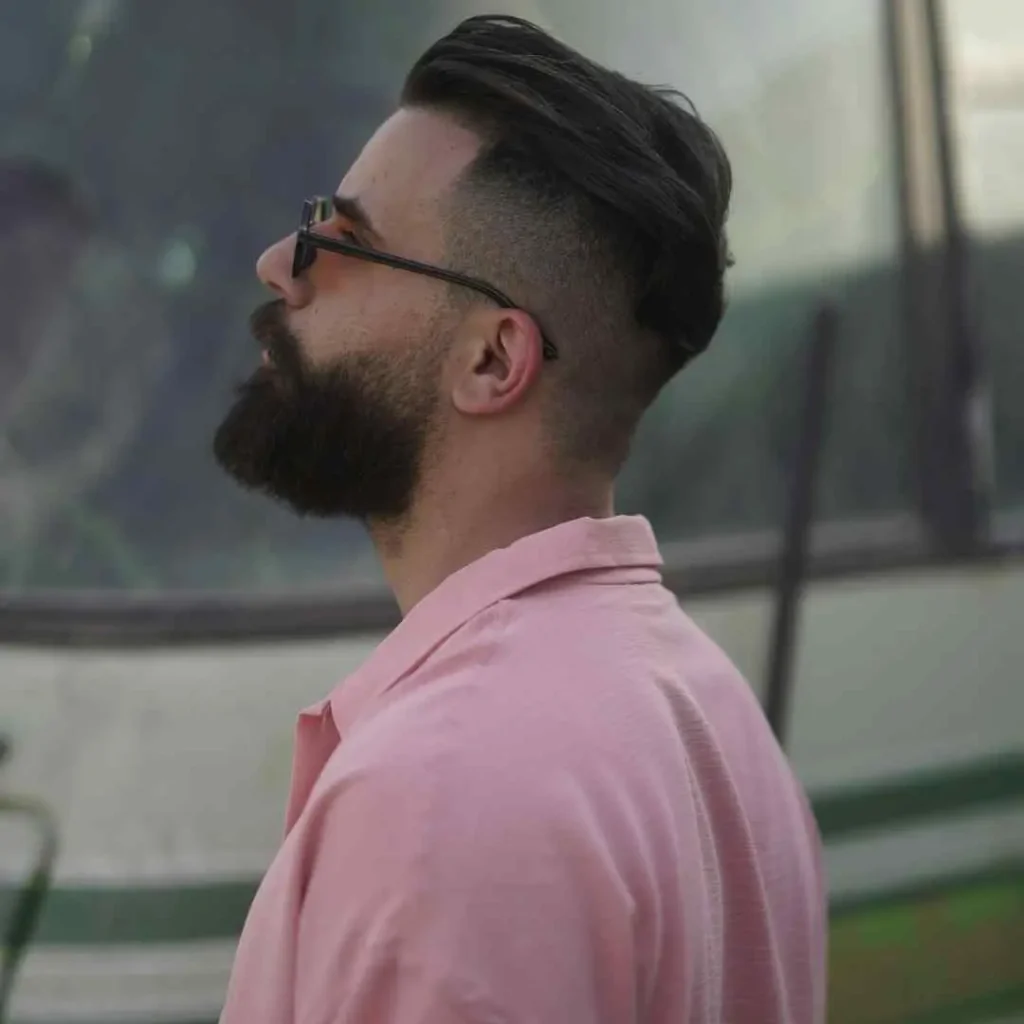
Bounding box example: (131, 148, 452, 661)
(2, 865, 1020, 949)
(904, 984, 1024, 1024)
(830, 863, 1024, 923)
(12, 1015, 216, 1024)
(1, 754, 1021, 946)
(0, 881, 257, 945)
(812, 752, 1024, 840)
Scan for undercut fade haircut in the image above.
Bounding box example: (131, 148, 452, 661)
(402, 15, 733, 472)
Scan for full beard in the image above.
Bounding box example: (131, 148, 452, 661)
(213, 305, 441, 522)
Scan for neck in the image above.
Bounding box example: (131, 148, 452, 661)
(370, 473, 615, 615)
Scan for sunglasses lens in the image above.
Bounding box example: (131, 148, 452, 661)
(291, 239, 313, 278)
(313, 197, 331, 224)
(291, 198, 327, 278)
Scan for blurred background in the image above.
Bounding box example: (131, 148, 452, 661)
(0, 1, 1021, 1021)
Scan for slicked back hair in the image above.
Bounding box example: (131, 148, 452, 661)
(402, 15, 733, 471)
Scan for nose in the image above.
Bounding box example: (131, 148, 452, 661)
(256, 232, 312, 308)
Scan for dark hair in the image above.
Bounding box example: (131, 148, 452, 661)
(402, 15, 733, 468)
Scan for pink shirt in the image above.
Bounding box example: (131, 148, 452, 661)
(220, 516, 826, 1023)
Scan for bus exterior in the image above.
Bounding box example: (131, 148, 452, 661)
(1, 2, 1022, 1022)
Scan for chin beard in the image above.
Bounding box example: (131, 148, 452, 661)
(213, 357, 436, 522)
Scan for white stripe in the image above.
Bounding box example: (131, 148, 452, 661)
(8, 940, 234, 1022)
(7, 813, 1022, 1022)
(825, 804, 1024, 902)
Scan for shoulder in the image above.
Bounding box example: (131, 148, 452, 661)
(305, 580, 711, 857)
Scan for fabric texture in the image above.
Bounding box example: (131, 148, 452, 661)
(220, 516, 826, 1024)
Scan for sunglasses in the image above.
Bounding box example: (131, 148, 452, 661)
(292, 196, 558, 361)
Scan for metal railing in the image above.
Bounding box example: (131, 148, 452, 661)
(764, 301, 840, 745)
(0, 737, 59, 1024)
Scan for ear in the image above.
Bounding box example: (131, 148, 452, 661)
(450, 309, 544, 416)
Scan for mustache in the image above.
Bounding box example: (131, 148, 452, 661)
(249, 300, 303, 378)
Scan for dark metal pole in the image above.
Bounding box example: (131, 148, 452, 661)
(764, 302, 840, 746)
(923, 0, 991, 550)
(0, 738, 59, 1024)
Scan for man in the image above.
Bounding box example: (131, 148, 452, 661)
(215, 15, 826, 1024)
(0, 161, 133, 586)
(0, 158, 169, 587)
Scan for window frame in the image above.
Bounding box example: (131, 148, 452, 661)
(888, 0, 994, 554)
(0, 0, 1015, 647)
(5, 515, 1022, 647)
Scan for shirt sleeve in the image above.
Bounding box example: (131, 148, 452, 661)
(292, 752, 630, 1024)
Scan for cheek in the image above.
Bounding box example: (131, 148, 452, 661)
(298, 291, 375, 365)
(307, 279, 445, 363)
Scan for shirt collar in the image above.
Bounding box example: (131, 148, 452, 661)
(301, 515, 661, 736)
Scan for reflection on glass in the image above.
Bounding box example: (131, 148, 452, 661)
(0, 159, 168, 588)
(944, 0, 1024, 513)
(586, 0, 908, 537)
(0, 0, 910, 593)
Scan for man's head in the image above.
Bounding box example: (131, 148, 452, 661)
(1, 160, 94, 404)
(214, 15, 732, 526)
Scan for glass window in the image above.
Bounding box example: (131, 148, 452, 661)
(942, 0, 1024, 519)
(0, 0, 912, 594)
(594, 0, 909, 538)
